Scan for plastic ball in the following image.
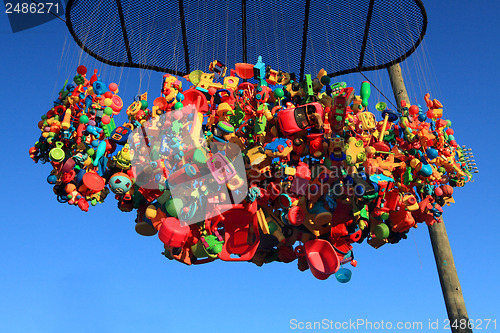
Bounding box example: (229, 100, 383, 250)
(77, 65, 87, 75)
(109, 173, 133, 194)
(101, 115, 111, 124)
(173, 110, 183, 120)
(434, 187, 443, 196)
(418, 113, 427, 122)
(441, 185, 454, 197)
(446, 119, 452, 127)
(104, 98, 113, 107)
(446, 128, 454, 135)
(426, 148, 439, 160)
(174, 102, 184, 110)
(409, 105, 419, 115)
(140, 100, 148, 110)
(104, 106, 113, 116)
(109, 82, 118, 92)
(176, 93, 184, 102)
(208, 87, 217, 96)
(47, 174, 58, 184)
(320, 75, 331, 85)
(79, 115, 89, 124)
(426, 110, 435, 118)
(274, 88, 284, 99)
(448, 135, 455, 142)
(104, 91, 113, 99)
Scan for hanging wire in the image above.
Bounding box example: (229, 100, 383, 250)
(51, 33, 69, 98)
(271, 0, 280, 72)
(422, 39, 445, 104)
(143, 4, 173, 94)
(278, 2, 290, 74)
(400, 5, 424, 103)
(323, 4, 334, 76)
(411, 229, 423, 270)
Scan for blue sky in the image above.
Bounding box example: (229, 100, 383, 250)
(1, 1, 499, 332)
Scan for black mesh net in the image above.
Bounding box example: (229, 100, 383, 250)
(66, 0, 426, 77)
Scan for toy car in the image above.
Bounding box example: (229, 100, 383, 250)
(276, 102, 325, 136)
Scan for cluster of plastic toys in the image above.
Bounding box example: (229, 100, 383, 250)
(30, 58, 474, 281)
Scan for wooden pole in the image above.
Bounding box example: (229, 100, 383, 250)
(387, 63, 472, 333)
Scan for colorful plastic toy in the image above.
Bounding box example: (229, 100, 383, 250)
(277, 102, 325, 136)
(30, 60, 475, 281)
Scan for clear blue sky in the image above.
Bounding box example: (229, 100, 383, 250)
(1, 1, 499, 332)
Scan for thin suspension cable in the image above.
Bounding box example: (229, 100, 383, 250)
(258, 0, 271, 65)
(324, 5, 334, 75)
(272, 0, 279, 71)
(411, 229, 423, 270)
(52, 33, 68, 98)
(278, 2, 290, 74)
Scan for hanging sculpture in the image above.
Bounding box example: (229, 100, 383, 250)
(29, 58, 474, 281)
